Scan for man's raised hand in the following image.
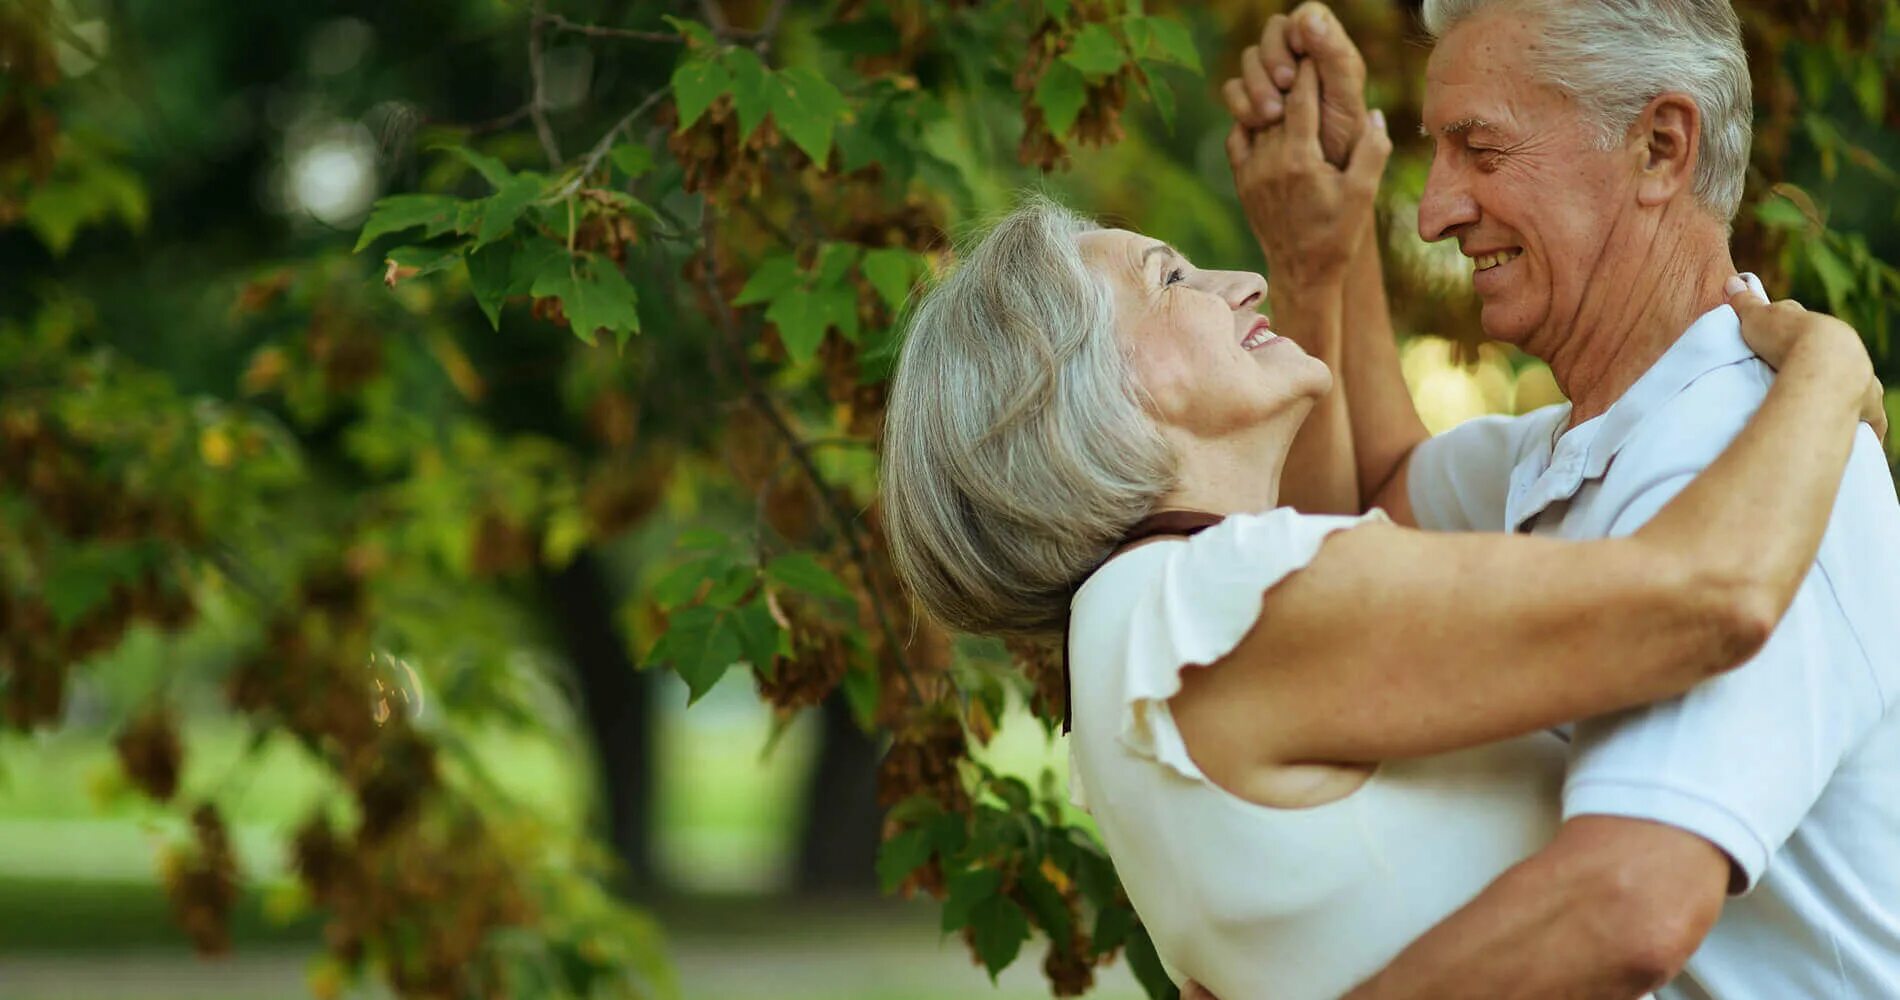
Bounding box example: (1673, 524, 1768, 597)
(1221, 2, 1368, 168)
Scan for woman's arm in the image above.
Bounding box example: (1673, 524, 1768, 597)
(1172, 288, 1881, 787)
(1225, 9, 1431, 518)
(1227, 62, 1389, 515)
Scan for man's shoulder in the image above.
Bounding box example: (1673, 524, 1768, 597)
(1607, 356, 1773, 474)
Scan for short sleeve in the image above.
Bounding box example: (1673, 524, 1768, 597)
(1407, 407, 1566, 533)
(1561, 474, 1885, 894)
(1107, 507, 1390, 784)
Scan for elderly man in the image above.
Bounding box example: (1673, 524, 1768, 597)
(1210, 0, 1900, 996)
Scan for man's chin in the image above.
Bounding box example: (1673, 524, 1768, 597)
(1476, 299, 1541, 346)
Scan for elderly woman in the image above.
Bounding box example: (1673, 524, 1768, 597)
(877, 66, 1886, 1000)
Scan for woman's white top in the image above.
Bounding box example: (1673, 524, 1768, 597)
(1067, 507, 1568, 1000)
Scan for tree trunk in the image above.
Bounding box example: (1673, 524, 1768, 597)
(792, 693, 883, 895)
(544, 549, 658, 895)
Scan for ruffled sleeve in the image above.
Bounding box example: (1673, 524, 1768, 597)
(1102, 506, 1389, 785)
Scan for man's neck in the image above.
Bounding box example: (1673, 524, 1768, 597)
(1540, 215, 1736, 428)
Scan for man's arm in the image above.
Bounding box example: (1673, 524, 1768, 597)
(1342, 817, 1727, 999)
(1339, 208, 1429, 519)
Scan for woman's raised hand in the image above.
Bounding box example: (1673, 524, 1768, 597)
(1729, 275, 1888, 441)
(1226, 59, 1390, 288)
(1223, 2, 1367, 168)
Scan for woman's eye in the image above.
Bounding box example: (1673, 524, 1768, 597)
(1165, 268, 1186, 287)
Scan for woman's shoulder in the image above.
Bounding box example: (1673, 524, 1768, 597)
(1071, 506, 1389, 627)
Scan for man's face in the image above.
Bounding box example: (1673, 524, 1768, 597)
(1418, 9, 1641, 347)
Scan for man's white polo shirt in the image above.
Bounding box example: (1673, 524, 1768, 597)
(1406, 302, 1900, 998)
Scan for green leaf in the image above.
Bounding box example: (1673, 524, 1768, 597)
(876, 828, 933, 892)
(608, 143, 655, 180)
(1808, 241, 1855, 315)
(940, 867, 1002, 933)
(765, 552, 853, 601)
(355, 194, 463, 252)
(661, 15, 718, 50)
(44, 544, 148, 629)
(386, 244, 464, 279)
(1042, 0, 1071, 20)
(704, 563, 759, 608)
(1140, 63, 1177, 131)
(1016, 865, 1072, 944)
(815, 242, 862, 285)
(1091, 900, 1134, 955)
(671, 56, 732, 132)
(646, 605, 741, 703)
(969, 894, 1029, 979)
(723, 47, 775, 140)
(1133, 15, 1201, 73)
(771, 66, 847, 165)
(441, 144, 513, 189)
(474, 174, 544, 247)
(861, 248, 918, 310)
(465, 239, 515, 329)
(765, 286, 830, 362)
(650, 556, 721, 608)
(1123, 921, 1178, 1000)
(532, 255, 641, 348)
(1062, 22, 1126, 79)
(734, 253, 801, 306)
(1035, 60, 1088, 137)
(1754, 196, 1811, 233)
(729, 600, 784, 675)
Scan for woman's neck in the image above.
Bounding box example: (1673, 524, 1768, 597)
(1152, 412, 1300, 517)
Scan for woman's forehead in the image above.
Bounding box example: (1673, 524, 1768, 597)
(1077, 228, 1166, 277)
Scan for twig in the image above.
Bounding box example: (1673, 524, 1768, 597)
(527, 2, 563, 168)
(545, 88, 670, 203)
(696, 211, 929, 708)
(534, 11, 682, 43)
(455, 103, 535, 135)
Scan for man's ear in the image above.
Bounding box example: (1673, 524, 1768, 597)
(1634, 93, 1700, 208)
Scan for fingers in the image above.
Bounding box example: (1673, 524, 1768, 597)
(1239, 45, 1282, 124)
(1283, 60, 1322, 148)
(1258, 14, 1298, 91)
(1223, 78, 1262, 128)
(1345, 108, 1393, 188)
(1289, 2, 1364, 77)
(1226, 121, 1251, 174)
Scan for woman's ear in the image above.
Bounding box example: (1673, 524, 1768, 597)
(1635, 92, 1701, 208)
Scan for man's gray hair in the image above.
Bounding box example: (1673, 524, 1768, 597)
(1423, 0, 1752, 221)
(880, 195, 1174, 638)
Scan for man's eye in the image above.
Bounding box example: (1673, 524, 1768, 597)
(1165, 268, 1186, 286)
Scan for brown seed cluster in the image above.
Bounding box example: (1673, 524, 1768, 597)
(1014, 14, 1134, 172)
(0, 408, 200, 728)
(164, 803, 240, 955)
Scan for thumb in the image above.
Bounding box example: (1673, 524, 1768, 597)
(1724, 273, 1767, 312)
(1345, 108, 1392, 184)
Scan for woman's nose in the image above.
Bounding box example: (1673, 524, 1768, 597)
(1228, 272, 1266, 311)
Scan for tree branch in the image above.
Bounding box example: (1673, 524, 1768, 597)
(535, 12, 682, 44)
(527, 2, 563, 168)
(695, 211, 928, 708)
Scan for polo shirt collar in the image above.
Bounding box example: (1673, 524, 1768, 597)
(1504, 299, 1759, 533)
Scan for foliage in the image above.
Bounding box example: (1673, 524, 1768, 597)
(3, 1, 1897, 1000)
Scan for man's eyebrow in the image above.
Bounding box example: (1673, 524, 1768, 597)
(1139, 243, 1179, 267)
(1427, 116, 1496, 138)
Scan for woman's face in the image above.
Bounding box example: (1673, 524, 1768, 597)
(1077, 228, 1331, 438)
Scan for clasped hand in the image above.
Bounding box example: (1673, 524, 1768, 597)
(1223, 3, 1388, 290)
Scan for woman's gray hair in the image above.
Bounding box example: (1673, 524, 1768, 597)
(1423, 0, 1752, 221)
(880, 195, 1174, 638)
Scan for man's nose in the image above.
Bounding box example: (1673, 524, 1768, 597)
(1418, 156, 1479, 244)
